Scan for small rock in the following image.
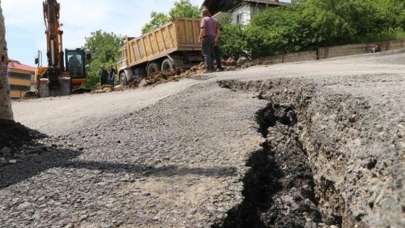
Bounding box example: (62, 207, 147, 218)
(80, 214, 88, 221)
(349, 114, 357, 123)
(64, 223, 74, 228)
(138, 79, 148, 87)
(236, 57, 248, 66)
(1, 147, 12, 156)
(17, 202, 32, 210)
(8, 159, 17, 164)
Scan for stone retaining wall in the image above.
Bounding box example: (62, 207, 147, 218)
(252, 39, 405, 66)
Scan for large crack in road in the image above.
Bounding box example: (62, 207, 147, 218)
(2, 51, 405, 227)
(215, 103, 333, 228)
(216, 78, 404, 228)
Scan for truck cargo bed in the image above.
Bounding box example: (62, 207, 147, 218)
(121, 18, 201, 69)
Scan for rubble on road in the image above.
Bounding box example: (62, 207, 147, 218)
(91, 60, 242, 94)
(92, 85, 114, 94)
(127, 61, 241, 88)
(128, 63, 207, 89)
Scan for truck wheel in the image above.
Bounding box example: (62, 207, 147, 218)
(161, 58, 174, 76)
(146, 62, 160, 77)
(120, 72, 128, 86)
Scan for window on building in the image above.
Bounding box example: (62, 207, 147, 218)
(236, 13, 243, 25)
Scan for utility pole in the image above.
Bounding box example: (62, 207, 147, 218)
(0, 1, 14, 121)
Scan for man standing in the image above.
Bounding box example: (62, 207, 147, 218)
(98, 65, 108, 85)
(108, 65, 116, 85)
(0, 2, 13, 121)
(213, 18, 224, 71)
(200, 8, 216, 73)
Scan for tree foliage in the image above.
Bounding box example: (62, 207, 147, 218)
(220, 24, 248, 59)
(220, 0, 405, 58)
(84, 30, 122, 89)
(169, 0, 200, 19)
(142, 0, 200, 34)
(141, 12, 170, 34)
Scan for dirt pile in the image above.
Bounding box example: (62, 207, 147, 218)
(127, 61, 240, 89)
(93, 61, 241, 93)
(129, 64, 207, 88)
(0, 120, 46, 166)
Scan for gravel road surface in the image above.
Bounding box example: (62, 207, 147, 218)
(2, 50, 405, 227)
(12, 79, 199, 136)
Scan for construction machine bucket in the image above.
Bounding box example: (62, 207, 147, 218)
(39, 77, 71, 97)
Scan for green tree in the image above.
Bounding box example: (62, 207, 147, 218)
(142, 0, 200, 34)
(142, 12, 170, 34)
(296, 0, 403, 45)
(246, 7, 305, 57)
(84, 30, 122, 89)
(220, 0, 405, 59)
(169, 0, 200, 19)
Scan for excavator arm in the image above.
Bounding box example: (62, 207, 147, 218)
(42, 0, 65, 90)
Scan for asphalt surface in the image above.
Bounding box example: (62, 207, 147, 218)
(3, 50, 405, 227)
(12, 79, 199, 136)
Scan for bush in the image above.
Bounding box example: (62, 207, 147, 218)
(297, 0, 402, 45)
(246, 7, 306, 57)
(220, 24, 248, 59)
(219, 0, 405, 60)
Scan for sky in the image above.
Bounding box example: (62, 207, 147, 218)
(2, 0, 204, 66)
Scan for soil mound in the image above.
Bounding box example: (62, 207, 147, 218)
(0, 120, 45, 162)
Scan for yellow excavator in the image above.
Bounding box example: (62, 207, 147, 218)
(35, 0, 88, 97)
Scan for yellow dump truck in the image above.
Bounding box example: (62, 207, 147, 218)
(118, 18, 202, 84)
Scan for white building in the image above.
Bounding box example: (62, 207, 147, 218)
(215, 0, 289, 26)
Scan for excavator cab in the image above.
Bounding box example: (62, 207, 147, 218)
(65, 48, 88, 90)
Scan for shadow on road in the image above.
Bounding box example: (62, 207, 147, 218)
(0, 148, 236, 190)
(0, 120, 236, 190)
(0, 147, 81, 189)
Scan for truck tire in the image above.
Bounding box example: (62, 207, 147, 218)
(146, 62, 160, 77)
(120, 72, 128, 86)
(161, 58, 174, 76)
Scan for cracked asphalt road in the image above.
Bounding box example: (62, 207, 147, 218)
(3, 50, 405, 227)
(3, 82, 265, 227)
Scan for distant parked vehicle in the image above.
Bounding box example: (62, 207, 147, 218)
(118, 18, 202, 85)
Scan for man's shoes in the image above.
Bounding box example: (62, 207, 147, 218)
(216, 67, 224, 72)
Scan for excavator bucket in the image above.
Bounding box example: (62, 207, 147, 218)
(38, 74, 71, 97)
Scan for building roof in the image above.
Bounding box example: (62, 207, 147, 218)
(203, 0, 288, 14)
(8, 59, 36, 73)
